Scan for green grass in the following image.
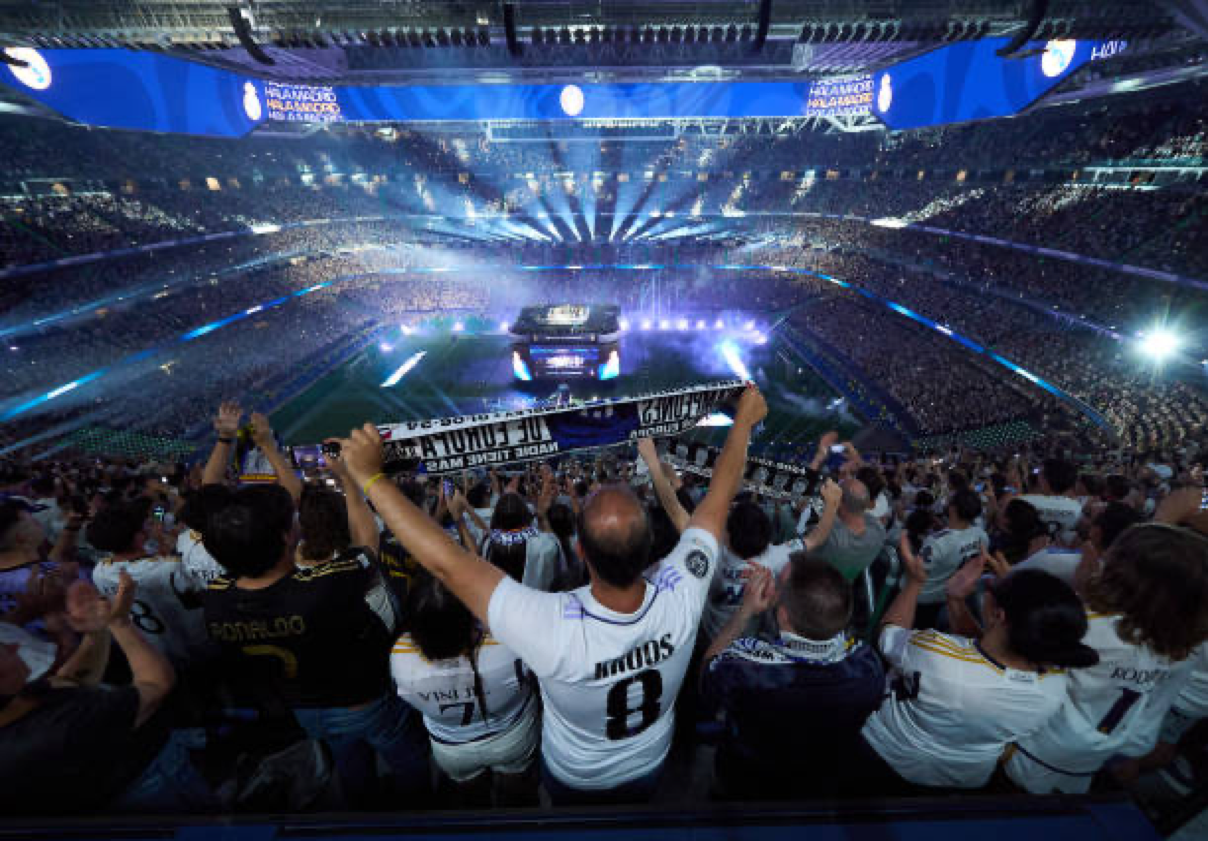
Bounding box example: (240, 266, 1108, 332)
(271, 332, 860, 452)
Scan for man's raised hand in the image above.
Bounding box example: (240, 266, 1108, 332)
(336, 423, 385, 487)
(214, 401, 243, 439)
(734, 383, 768, 428)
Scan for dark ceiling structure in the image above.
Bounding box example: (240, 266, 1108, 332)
(0, 1, 1199, 86)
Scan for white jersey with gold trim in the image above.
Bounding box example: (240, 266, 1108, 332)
(176, 530, 226, 587)
(862, 626, 1068, 788)
(391, 632, 534, 744)
(1006, 613, 1178, 793)
(92, 554, 209, 665)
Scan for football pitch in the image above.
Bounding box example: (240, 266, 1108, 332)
(270, 330, 857, 453)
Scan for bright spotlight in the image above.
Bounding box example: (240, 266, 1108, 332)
(379, 342, 393, 352)
(500, 321, 510, 332)
(619, 318, 630, 331)
(714, 319, 724, 330)
(696, 320, 706, 330)
(400, 324, 413, 336)
(676, 318, 689, 330)
(719, 340, 751, 381)
(380, 351, 427, 388)
(453, 321, 465, 332)
(744, 320, 755, 330)
(659, 319, 670, 330)
(641, 319, 652, 330)
(753, 332, 767, 345)
(1139, 329, 1180, 361)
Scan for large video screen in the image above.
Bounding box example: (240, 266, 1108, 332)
(2, 47, 874, 136)
(871, 37, 1126, 130)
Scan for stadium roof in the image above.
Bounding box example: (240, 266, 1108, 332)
(0, 0, 1198, 87)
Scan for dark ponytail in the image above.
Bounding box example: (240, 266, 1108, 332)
(992, 569, 1100, 669)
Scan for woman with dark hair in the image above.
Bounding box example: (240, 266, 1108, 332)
(855, 534, 1099, 792)
(1006, 523, 1208, 793)
(546, 502, 587, 592)
(462, 492, 559, 591)
(391, 569, 538, 806)
(994, 498, 1050, 565)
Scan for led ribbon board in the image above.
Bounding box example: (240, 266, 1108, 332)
(1, 47, 261, 137)
(2, 47, 873, 136)
(871, 37, 1126, 130)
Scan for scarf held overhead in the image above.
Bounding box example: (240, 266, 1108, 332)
(372, 380, 745, 475)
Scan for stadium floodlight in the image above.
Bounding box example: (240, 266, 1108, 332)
(1139, 329, 1180, 361)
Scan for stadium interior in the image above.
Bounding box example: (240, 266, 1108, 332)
(0, 1, 1206, 838)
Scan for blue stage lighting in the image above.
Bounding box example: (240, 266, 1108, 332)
(512, 351, 533, 381)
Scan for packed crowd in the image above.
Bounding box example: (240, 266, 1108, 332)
(3, 393, 1207, 815)
(758, 246, 1208, 450)
(0, 81, 1202, 277)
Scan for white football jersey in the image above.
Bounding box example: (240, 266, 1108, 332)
(1014, 546, 1083, 587)
(487, 526, 719, 790)
(700, 538, 801, 641)
(92, 555, 209, 665)
(916, 526, 988, 605)
(391, 632, 534, 744)
(175, 530, 226, 587)
(1018, 494, 1083, 545)
(862, 626, 1069, 788)
(1006, 613, 1178, 793)
(1173, 644, 1208, 719)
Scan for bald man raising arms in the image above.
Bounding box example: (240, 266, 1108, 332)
(334, 386, 767, 805)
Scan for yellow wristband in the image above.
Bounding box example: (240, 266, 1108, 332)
(362, 472, 386, 495)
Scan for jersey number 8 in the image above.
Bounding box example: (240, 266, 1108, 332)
(130, 599, 166, 635)
(605, 670, 663, 740)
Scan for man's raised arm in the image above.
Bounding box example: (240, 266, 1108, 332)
(202, 401, 241, 487)
(637, 437, 690, 534)
(688, 385, 767, 541)
(334, 424, 503, 622)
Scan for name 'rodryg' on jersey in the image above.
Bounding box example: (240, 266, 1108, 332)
(1006, 612, 1178, 793)
(391, 632, 534, 744)
(487, 527, 719, 791)
(92, 554, 209, 665)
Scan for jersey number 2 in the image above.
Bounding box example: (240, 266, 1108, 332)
(605, 670, 663, 740)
